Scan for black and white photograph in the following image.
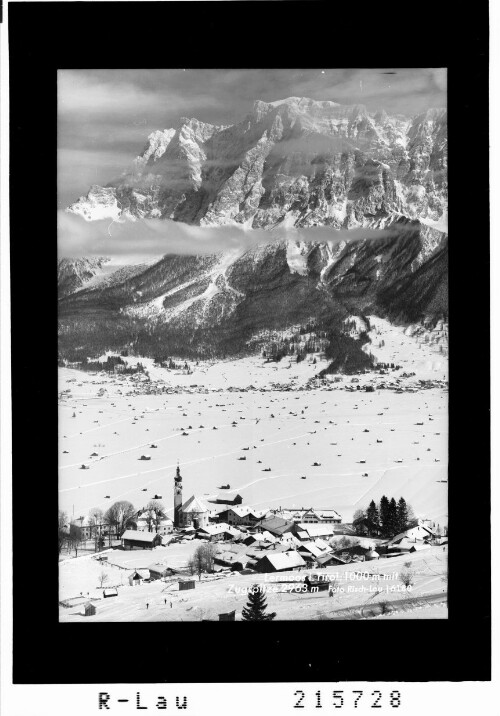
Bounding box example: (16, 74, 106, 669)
(5, 1, 492, 701)
(57, 68, 450, 623)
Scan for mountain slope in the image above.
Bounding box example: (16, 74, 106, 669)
(60, 97, 448, 363)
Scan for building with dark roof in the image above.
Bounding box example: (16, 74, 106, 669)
(121, 530, 162, 550)
(255, 516, 295, 537)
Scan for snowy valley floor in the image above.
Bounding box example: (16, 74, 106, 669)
(58, 316, 448, 620)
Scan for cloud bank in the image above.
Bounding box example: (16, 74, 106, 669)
(58, 211, 415, 261)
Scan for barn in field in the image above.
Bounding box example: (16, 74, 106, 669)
(128, 570, 147, 586)
(148, 563, 176, 581)
(209, 493, 244, 506)
(84, 602, 96, 617)
(121, 530, 162, 550)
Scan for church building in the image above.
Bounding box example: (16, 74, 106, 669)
(173, 464, 210, 529)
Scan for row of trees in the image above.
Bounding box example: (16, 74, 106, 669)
(59, 499, 170, 555)
(153, 355, 192, 372)
(353, 496, 415, 538)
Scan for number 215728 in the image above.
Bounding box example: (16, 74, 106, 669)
(293, 690, 401, 709)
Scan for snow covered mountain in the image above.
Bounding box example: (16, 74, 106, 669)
(67, 97, 447, 229)
(59, 97, 447, 362)
(57, 257, 110, 298)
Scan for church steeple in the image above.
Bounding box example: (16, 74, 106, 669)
(173, 462, 183, 527)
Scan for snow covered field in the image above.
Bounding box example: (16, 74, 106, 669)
(59, 364, 448, 526)
(59, 321, 448, 621)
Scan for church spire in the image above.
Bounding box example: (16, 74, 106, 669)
(173, 462, 183, 527)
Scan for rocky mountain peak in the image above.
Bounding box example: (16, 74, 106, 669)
(67, 96, 447, 229)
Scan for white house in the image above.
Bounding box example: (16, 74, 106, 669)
(254, 551, 306, 573)
(294, 523, 336, 540)
(218, 506, 268, 527)
(274, 507, 341, 524)
(388, 525, 434, 546)
(197, 523, 241, 541)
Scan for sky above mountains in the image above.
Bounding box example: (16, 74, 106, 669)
(58, 68, 446, 210)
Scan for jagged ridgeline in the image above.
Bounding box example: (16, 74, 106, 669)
(58, 97, 447, 362)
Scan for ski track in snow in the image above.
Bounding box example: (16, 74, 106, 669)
(59, 428, 315, 490)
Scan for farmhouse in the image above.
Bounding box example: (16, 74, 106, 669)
(197, 523, 241, 542)
(297, 541, 331, 562)
(243, 530, 276, 546)
(148, 563, 176, 581)
(121, 530, 162, 550)
(316, 553, 348, 567)
(156, 518, 174, 534)
(135, 511, 174, 535)
(217, 506, 268, 527)
(388, 525, 434, 546)
(333, 544, 377, 561)
(293, 523, 336, 540)
(255, 516, 295, 537)
(274, 507, 341, 524)
(254, 551, 306, 573)
(128, 569, 148, 586)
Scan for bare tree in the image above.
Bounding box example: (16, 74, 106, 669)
(67, 524, 83, 556)
(189, 543, 217, 580)
(98, 571, 109, 589)
(104, 500, 136, 539)
(88, 507, 104, 552)
(399, 569, 414, 589)
(58, 510, 68, 554)
(145, 500, 165, 533)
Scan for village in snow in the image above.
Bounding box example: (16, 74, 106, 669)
(58, 317, 448, 622)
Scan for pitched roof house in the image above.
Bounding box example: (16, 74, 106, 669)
(388, 525, 434, 545)
(217, 505, 268, 526)
(255, 516, 295, 537)
(121, 530, 162, 549)
(254, 550, 306, 573)
(294, 523, 335, 540)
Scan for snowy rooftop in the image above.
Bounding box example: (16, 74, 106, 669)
(181, 495, 209, 513)
(121, 530, 158, 543)
(261, 551, 306, 570)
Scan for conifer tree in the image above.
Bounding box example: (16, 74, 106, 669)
(397, 497, 409, 533)
(241, 585, 276, 622)
(366, 500, 379, 527)
(387, 498, 398, 536)
(379, 495, 390, 535)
